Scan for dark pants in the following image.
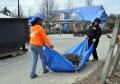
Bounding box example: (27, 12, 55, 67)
(21, 44, 25, 50)
(88, 39, 99, 59)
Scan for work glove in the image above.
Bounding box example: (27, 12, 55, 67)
(92, 39, 96, 42)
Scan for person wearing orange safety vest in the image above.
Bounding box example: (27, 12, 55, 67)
(29, 17, 53, 79)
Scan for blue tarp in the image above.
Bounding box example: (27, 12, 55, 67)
(63, 24, 69, 33)
(64, 37, 89, 57)
(63, 5, 108, 23)
(44, 37, 94, 72)
(28, 13, 47, 23)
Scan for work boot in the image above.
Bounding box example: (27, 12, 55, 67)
(43, 69, 49, 74)
(30, 74, 38, 79)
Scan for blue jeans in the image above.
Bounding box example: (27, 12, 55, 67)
(30, 45, 48, 76)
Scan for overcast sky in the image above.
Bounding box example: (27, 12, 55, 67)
(0, 0, 120, 16)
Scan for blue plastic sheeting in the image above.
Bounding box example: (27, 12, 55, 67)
(28, 16, 35, 23)
(64, 38, 89, 57)
(64, 18, 82, 21)
(44, 37, 94, 72)
(63, 24, 69, 33)
(28, 13, 47, 23)
(44, 47, 75, 72)
(63, 5, 108, 23)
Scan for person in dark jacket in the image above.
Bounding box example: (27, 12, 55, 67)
(86, 18, 102, 61)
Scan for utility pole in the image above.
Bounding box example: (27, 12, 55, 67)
(18, 0, 20, 18)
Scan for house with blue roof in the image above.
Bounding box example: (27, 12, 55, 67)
(29, 5, 108, 23)
(59, 5, 108, 23)
(58, 5, 108, 33)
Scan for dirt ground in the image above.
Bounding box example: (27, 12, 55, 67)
(74, 62, 120, 84)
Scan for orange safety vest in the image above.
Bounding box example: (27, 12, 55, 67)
(30, 25, 52, 46)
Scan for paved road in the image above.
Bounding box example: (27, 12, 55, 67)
(0, 34, 110, 84)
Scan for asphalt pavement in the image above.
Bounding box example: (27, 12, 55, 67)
(0, 34, 110, 84)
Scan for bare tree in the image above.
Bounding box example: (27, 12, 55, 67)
(64, 0, 74, 18)
(28, 7, 32, 16)
(19, 5, 24, 18)
(11, 9, 18, 18)
(86, 0, 92, 6)
(65, 0, 73, 10)
(11, 6, 25, 18)
(39, 0, 57, 20)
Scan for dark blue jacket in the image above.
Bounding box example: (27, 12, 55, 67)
(87, 26, 102, 40)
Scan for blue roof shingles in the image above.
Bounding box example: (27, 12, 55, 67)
(64, 5, 108, 23)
